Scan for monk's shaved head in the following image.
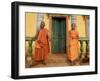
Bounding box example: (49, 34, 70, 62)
(71, 23, 76, 30)
(40, 21, 45, 29)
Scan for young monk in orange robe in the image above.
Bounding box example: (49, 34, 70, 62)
(67, 23, 79, 65)
(34, 21, 50, 65)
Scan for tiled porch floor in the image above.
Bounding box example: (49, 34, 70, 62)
(27, 54, 89, 68)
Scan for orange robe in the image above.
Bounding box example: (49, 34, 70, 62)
(34, 28, 50, 61)
(68, 30, 79, 61)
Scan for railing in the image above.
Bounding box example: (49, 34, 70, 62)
(78, 37, 89, 59)
(26, 37, 89, 59)
(26, 37, 36, 56)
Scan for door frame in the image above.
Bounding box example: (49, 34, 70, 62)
(49, 15, 69, 54)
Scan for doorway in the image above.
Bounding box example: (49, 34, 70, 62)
(51, 17, 66, 54)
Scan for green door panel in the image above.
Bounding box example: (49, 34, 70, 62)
(51, 17, 66, 54)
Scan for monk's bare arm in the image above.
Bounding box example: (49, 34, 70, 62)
(37, 31, 42, 44)
(76, 31, 79, 39)
(47, 30, 51, 41)
(67, 31, 71, 48)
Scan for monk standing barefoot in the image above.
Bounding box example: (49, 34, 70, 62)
(33, 21, 50, 65)
(67, 23, 79, 65)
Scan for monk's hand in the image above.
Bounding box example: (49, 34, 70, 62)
(48, 38, 51, 41)
(67, 44, 69, 48)
(39, 43, 44, 48)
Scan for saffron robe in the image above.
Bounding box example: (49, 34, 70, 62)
(68, 30, 79, 61)
(34, 28, 50, 61)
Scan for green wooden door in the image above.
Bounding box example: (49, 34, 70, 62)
(51, 17, 66, 54)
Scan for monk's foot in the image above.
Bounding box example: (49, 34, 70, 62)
(42, 61, 47, 65)
(32, 62, 39, 66)
(70, 61, 75, 66)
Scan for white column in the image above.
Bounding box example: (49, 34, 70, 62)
(86, 16, 89, 38)
(71, 15, 77, 24)
(37, 13, 44, 31)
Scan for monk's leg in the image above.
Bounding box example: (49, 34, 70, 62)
(41, 45, 49, 65)
(33, 48, 43, 66)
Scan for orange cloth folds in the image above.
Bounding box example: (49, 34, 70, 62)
(34, 28, 50, 61)
(68, 30, 79, 61)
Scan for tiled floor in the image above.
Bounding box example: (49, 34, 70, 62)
(26, 54, 89, 68)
